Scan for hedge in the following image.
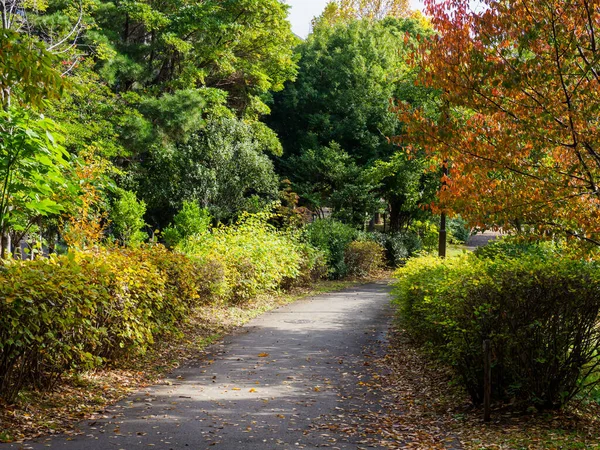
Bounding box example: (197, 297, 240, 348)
(0, 220, 326, 403)
(393, 252, 600, 409)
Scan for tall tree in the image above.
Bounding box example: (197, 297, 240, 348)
(399, 0, 600, 244)
(269, 16, 437, 230)
(93, 0, 298, 116)
(313, 0, 410, 27)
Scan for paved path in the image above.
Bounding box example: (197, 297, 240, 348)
(6, 282, 393, 450)
(465, 231, 503, 251)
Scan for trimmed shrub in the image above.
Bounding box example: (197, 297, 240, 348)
(0, 245, 202, 402)
(303, 219, 357, 279)
(393, 254, 600, 409)
(344, 240, 386, 277)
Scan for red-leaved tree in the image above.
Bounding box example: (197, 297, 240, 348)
(398, 0, 600, 245)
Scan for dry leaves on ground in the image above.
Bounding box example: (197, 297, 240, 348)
(0, 279, 368, 443)
(328, 326, 600, 449)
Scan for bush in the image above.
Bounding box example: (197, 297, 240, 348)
(0, 214, 329, 403)
(0, 245, 202, 403)
(359, 231, 422, 267)
(179, 212, 324, 302)
(474, 236, 565, 260)
(163, 201, 211, 248)
(448, 216, 471, 244)
(408, 220, 438, 251)
(393, 254, 600, 409)
(303, 219, 357, 279)
(344, 240, 385, 277)
(110, 189, 148, 247)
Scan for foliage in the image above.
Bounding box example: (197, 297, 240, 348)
(61, 150, 112, 250)
(93, 0, 298, 116)
(474, 236, 567, 261)
(303, 219, 358, 279)
(0, 107, 73, 257)
(286, 142, 379, 226)
(0, 245, 203, 402)
(447, 216, 471, 244)
(269, 16, 438, 231)
(344, 240, 385, 277)
(0, 29, 65, 108)
(0, 227, 325, 403)
(272, 180, 307, 229)
(110, 189, 147, 247)
(393, 254, 600, 409)
(408, 220, 438, 251)
(138, 115, 280, 226)
(313, 0, 410, 27)
(162, 201, 211, 248)
(178, 212, 324, 302)
(367, 230, 423, 266)
(399, 0, 600, 245)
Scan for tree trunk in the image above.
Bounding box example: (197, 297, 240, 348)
(388, 197, 410, 232)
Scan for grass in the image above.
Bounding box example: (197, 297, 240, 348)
(0, 277, 374, 443)
(447, 243, 469, 257)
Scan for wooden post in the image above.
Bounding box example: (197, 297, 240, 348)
(438, 212, 447, 258)
(483, 339, 491, 422)
(438, 161, 448, 258)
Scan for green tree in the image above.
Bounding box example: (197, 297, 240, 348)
(93, 0, 298, 117)
(110, 188, 147, 246)
(0, 108, 73, 257)
(313, 0, 410, 28)
(138, 114, 280, 226)
(269, 17, 437, 230)
(287, 142, 379, 226)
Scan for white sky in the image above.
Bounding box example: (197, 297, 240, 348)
(285, 0, 425, 38)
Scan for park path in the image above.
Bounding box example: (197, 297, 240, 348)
(6, 282, 393, 450)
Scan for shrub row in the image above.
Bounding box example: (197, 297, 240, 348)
(0, 215, 327, 403)
(0, 246, 204, 403)
(178, 212, 327, 301)
(393, 249, 600, 409)
(303, 219, 386, 278)
(0, 214, 390, 403)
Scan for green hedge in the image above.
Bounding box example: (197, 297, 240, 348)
(0, 217, 327, 403)
(303, 219, 357, 279)
(0, 246, 196, 402)
(344, 240, 386, 277)
(393, 253, 600, 409)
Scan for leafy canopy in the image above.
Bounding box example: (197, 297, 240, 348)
(398, 0, 600, 245)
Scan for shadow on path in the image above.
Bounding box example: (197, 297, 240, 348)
(4, 282, 394, 450)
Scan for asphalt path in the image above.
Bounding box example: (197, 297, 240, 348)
(6, 281, 393, 450)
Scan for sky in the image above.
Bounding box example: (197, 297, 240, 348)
(285, 0, 425, 38)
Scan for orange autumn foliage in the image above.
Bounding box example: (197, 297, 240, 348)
(397, 0, 600, 244)
(62, 150, 111, 249)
